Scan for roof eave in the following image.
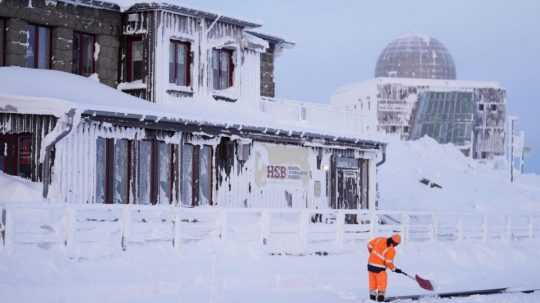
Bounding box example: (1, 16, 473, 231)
(125, 3, 261, 28)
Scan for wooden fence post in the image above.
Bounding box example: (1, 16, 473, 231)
(505, 215, 512, 241)
(335, 211, 345, 252)
(298, 210, 308, 255)
(400, 213, 408, 244)
(120, 206, 130, 251)
(173, 209, 182, 251)
(219, 209, 227, 241)
(260, 210, 270, 247)
(457, 217, 464, 241)
(2, 207, 13, 253)
(64, 206, 75, 250)
(528, 216, 534, 239)
(432, 214, 439, 242)
(369, 211, 376, 239)
(482, 215, 488, 242)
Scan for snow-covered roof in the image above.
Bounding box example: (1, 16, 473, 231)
(335, 77, 503, 96)
(0, 67, 383, 148)
(57, 1, 261, 28)
(245, 31, 295, 48)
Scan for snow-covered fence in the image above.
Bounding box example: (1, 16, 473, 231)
(0, 203, 539, 256)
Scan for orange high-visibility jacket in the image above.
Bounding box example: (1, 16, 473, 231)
(367, 237, 396, 271)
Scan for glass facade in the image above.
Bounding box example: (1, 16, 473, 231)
(411, 91, 476, 149)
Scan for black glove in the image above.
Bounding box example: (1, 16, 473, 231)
(394, 268, 403, 274)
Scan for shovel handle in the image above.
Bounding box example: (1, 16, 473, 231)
(399, 271, 416, 281)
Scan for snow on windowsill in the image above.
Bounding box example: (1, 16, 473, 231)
(212, 86, 239, 102)
(167, 84, 193, 95)
(117, 80, 147, 91)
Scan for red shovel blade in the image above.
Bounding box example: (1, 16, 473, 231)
(415, 274, 434, 291)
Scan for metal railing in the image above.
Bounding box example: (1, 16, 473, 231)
(0, 203, 538, 256)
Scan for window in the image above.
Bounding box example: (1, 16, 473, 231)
(127, 37, 144, 81)
(73, 32, 95, 76)
(1, 19, 5, 66)
(212, 48, 234, 90)
(0, 133, 33, 180)
(96, 137, 178, 205)
(169, 40, 191, 86)
(490, 104, 497, 111)
(25, 24, 51, 69)
(181, 143, 213, 207)
(478, 104, 485, 111)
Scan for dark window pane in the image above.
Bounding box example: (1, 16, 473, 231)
(37, 27, 50, 69)
(158, 142, 172, 204)
(0, 19, 5, 66)
(169, 43, 175, 83)
(130, 39, 143, 81)
(176, 44, 187, 86)
(219, 50, 230, 89)
(81, 34, 94, 75)
(212, 49, 220, 89)
(199, 145, 211, 206)
(96, 138, 106, 203)
(72, 33, 80, 74)
(114, 139, 129, 204)
(137, 141, 152, 204)
(25, 25, 36, 68)
(181, 144, 193, 207)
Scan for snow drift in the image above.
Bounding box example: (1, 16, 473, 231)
(379, 136, 540, 212)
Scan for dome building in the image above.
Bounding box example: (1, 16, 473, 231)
(374, 34, 456, 80)
(331, 33, 508, 160)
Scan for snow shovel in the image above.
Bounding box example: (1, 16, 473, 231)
(398, 271, 434, 291)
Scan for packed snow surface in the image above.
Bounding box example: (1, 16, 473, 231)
(1, 241, 540, 302)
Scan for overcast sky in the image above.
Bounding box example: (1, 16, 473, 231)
(186, 0, 540, 173)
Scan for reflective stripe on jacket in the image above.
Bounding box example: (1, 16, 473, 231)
(367, 237, 396, 271)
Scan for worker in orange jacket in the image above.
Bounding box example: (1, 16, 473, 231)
(367, 234, 402, 302)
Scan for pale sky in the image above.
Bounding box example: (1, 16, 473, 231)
(184, 0, 540, 173)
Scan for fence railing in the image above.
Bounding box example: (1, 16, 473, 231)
(0, 203, 538, 256)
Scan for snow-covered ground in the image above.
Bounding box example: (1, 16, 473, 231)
(1, 240, 540, 303)
(1, 136, 540, 302)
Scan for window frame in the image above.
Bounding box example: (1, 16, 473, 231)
(72, 31, 96, 76)
(26, 23, 52, 69)
(169, 40, 191, 87)
(1, 18, 5, 66)
(126, 36, 144, 82)
(212, 48, 234, 90)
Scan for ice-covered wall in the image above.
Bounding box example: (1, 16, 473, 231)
(331, 78, 507, 159)
(120, 9, 264, 113)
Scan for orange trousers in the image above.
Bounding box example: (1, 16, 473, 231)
(368, 270, 388, 294)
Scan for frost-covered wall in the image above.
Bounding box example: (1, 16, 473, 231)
(0, 0, 122, 87)
(119, 7, 265, 111)
(44, 117, 378, 211)
(331, 78, 507, 159)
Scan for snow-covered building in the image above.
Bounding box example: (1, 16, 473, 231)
(331, 34, 507, 160)
(0, 1, 385, 211)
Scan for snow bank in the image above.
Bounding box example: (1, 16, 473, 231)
(0, 172, 44, 203)
(379, 136, 540, 212)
